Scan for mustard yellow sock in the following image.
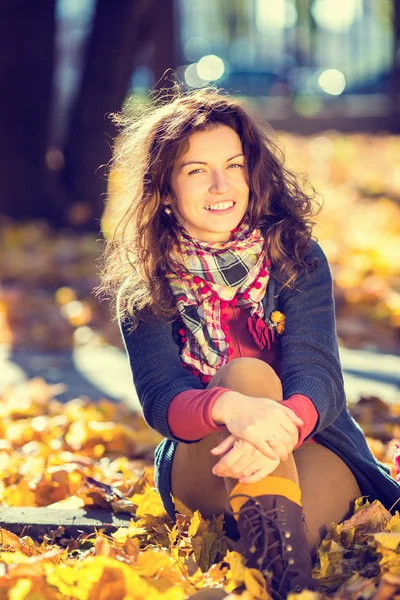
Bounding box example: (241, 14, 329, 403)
(229, 476, 302, 519)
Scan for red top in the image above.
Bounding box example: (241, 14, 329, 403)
(167, 306, 318, 449)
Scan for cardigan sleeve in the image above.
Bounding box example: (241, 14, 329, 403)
(280, 240, 346, 437)
(118, 304, 207, 443)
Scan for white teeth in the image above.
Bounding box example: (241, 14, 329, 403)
(205, 201, 234, 211)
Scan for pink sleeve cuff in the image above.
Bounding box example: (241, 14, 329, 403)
(167, 387, 229, 441)
(284, 394, 319, 449)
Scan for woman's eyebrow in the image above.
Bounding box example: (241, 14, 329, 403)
(179, 153, 244, 170)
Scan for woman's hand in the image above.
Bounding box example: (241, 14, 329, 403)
(211, 391, 303, 461)
(211, 434, 280, 483)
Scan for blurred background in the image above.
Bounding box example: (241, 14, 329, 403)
(0, 0, 399, 430)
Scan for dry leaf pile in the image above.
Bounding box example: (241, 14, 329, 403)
(278, 132, 400, 352)
(0, 220, 120, 351)
(0, 378, 398, 599)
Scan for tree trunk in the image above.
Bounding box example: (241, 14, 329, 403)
(61, 0, 160, 232)
(0, 0, 60, 223)
(151, 0, 177, 89)
(391, 0, 400, 132)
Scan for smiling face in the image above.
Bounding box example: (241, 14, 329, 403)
(167, 124, 250, 242)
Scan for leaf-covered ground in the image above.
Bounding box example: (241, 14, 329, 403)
(0, 378, 398, 600)
(0, 132, 399, 599)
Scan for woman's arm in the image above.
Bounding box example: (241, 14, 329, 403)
(118, 305, 227, 442)
(169, 388, 317, 446)
(280, 240, 346, 436)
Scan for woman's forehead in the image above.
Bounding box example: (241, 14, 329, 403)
(177, 125, 243, 161)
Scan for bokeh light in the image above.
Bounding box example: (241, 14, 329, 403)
(256, 0, 297, 31)
(196, 55, 225, 81)
(184, 63, 208, 88)
(319, 69, 346, 95)
(312, 0, 362, 32)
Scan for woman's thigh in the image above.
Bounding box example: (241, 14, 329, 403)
(171, 430, 231, 518)
(294, 443, 361, 553)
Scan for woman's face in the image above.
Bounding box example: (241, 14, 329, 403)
(167, 124, 250, 243)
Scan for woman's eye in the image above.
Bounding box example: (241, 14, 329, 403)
(188, 164, 243, 175)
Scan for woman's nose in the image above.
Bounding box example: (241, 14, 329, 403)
(209, 170, 230, 194)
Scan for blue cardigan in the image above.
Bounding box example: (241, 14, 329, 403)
(118, 241, 400, 520)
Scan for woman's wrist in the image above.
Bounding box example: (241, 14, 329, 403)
(210, 390, 240, 425)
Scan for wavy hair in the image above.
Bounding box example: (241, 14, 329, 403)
(96, 86, 322, 328)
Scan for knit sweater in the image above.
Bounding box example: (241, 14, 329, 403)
(118, 240, 400, 520)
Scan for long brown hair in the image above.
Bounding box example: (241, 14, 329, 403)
(96, 86, 322, 328)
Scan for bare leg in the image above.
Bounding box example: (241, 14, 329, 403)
(170, 357, 360, 552)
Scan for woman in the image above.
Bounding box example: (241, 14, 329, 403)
(98, 87, 399, 599)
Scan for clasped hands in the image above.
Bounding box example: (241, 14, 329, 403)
(209, 392, 303, 484)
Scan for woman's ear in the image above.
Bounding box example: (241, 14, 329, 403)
(161, 192, 172, 207)
(161, 194, 173, 215)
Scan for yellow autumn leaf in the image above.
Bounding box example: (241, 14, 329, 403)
(172, 495, 194, 517)
(44, 560, 105, 600)
(132, 548, 174, 576)
(188, 510, 208, 538)
(0, 548, 65, 566)
(111, 523, 147, 544)
(224, 551, 246, 593)
(244, 567, 270, 600)
(374, 535, 400, 577)
(2, 479, 37, 507)
(8, 579, 33, 600)
(130, 485, 167, 518)
(387, 513, 400, 533)
(374, 532, 400, 551)
(0, 528, 37, 556)
(354, 496, 370, 513)
(312, 538, 346, 586)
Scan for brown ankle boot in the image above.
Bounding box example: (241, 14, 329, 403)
(230, 493, 320, 600)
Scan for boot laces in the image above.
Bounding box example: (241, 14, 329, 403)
(231, 493, 303, 596)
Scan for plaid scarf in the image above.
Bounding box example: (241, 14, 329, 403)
(165, 221, 271, 376)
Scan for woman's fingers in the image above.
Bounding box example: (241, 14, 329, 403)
(216, 444, 259, 478)
(210, 434, 237, 456)
(278, 415, 299, 443)
(239, 463, 278, 484)
(267, 437, 290, 461)
(237, 455, 272, 478)
(212, 439, 244, 475)
(212, 439, 255, 476)
(241, 432, 280, 460)
(268, 425, 296, 460)
(280, 421, 300, 446)
(281, 405, 304, 427)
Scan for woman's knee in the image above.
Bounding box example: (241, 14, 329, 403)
(210, 357, 282, 400)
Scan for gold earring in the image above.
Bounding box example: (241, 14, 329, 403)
(164, 206, 172, 215)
